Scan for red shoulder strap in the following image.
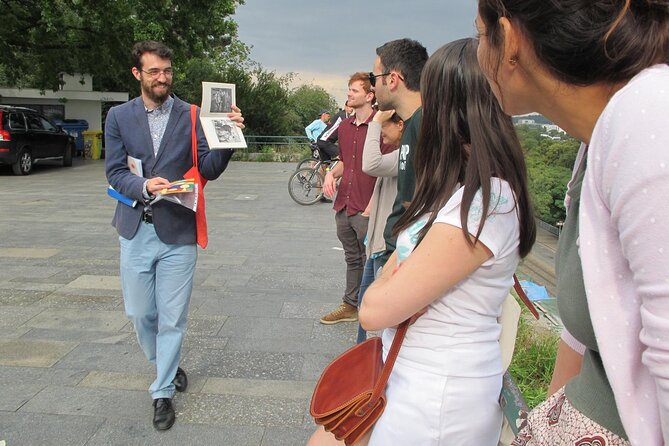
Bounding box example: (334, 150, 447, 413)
(190, 105, 198, 168)
(513, 274, 540, 320)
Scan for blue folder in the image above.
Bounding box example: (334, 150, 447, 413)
(107, 185, 137, 208)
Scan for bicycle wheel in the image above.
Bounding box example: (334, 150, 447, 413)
(296, 157, 319, 170)
(288, 167, 324, 205)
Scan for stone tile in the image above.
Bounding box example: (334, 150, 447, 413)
(202, 377, 315, 399)
(225, 336, 352, 355)
(177, 392, 307, 427)
(86, 418, 264, 446)
(0, 289, 50, 306)
(0, 365, 88, 387)
(0, 382, 46, 411)
(0, 338, 76, 367)
(194, 297, 284, 318)
(200, 274, 228, 288)
(24, 308, 127, 331)
(300, 353, 338, 381)
(0, 306, 43, 329)
(261, 426, 314, 446)
(182, 334, 229, 350)
(0, 247, 60, 258)
(0, 281, 61, 292)
(280, 301, 342, 319)
(54, 343, 153, 374)
(64, 274, 120, 290)
(35, 292, 121, 310)
(78, 370, 153, 392)
(186, 315, 227, 336)
(0, 412, 104, 446)
(1, 326, 31, 338)
(20, 328, 132, 344)
(20, 386, 147, 419)
(311, 319, 358, 343)
(183, 349, 304, 381)
(217, 316, 313, 339)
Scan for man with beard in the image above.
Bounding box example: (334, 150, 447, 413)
(105, 41, 244, 431)
(368, 39, 427, 268)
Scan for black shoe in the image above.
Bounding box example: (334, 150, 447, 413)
(152, 398, 175, 430)
(173, 367, 188, 392)
(320, 197, 332, 203)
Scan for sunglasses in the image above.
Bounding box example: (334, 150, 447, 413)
(368, 71, 390, 87)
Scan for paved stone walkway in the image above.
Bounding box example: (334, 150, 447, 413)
(0, 159, 558, 445)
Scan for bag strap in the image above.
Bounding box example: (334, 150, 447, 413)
(512, 274, 539, 320)
(357, 319, 410, 416)
(190, 104, 198, 169)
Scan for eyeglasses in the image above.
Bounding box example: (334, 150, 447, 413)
(141, 67, 174, 78)
(368, 72, 390, 87)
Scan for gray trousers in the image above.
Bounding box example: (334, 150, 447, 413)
(335, 210, 368, 307)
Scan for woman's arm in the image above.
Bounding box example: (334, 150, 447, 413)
(548, 338, 584, 396)
(359, 222, 492, 331)
(362, 115, 399, 177)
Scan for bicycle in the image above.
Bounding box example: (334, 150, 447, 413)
(295, 141, 320, 171)
(288, 158, 336, 205)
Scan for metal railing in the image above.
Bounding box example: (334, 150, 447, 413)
(535, 218, 561, 237)
(244, 135, 311, 148)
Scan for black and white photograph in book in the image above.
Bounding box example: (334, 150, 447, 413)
(200, 81, 247, 149)
(213, 118, 241, 144)
(210, 87, 232, 113)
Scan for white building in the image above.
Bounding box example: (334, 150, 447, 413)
(0, 73, 127, 130)
(541, 124, 566, 134)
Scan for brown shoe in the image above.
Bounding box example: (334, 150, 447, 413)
(320, 303, 358, 325)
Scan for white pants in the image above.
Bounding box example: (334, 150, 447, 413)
(368, 359, 503, 446)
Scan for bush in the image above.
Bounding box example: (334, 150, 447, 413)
(231, 143, 312, 162)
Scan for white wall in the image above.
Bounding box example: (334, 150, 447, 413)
(65, 100, 103, 130)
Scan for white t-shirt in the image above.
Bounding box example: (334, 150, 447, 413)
(382, 178, 521, 377)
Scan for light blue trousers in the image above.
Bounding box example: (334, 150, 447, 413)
(119, 222, 197, 399)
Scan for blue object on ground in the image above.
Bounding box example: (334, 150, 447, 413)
(519, 280, 550, 301)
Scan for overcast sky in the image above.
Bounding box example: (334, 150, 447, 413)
(233, 1, 478, 105)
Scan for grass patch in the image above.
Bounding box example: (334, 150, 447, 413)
(509, 310, 559, 409)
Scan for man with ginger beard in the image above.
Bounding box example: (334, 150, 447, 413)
(105, 40, 244, 431)
(319, 72, 394, 325)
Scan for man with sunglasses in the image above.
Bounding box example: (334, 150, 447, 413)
(105, 40, 244, 431)
(355, 38, 428, 341)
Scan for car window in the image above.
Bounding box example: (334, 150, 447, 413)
(26, 113, 45, 131)
(9, 113, 26, 130)
(40, 117, 57, 132)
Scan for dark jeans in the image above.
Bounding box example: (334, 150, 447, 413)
(335, 210, 368, 308)
(356, 255, 387, 343)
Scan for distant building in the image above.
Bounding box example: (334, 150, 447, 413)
(517, 118, 536, 125)
(541, 124, 566, 134)
(0, 73, 127, 130)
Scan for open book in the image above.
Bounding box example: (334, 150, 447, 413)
(151, 178, 198, 211)
(200, 82, 247, 149)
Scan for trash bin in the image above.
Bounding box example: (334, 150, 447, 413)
(54, 119, 89, 154)
(82, 130, 103, 160)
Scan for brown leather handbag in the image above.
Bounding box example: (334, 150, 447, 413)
(310, 320, 409, 445)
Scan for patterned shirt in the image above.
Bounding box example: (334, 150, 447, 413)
(146, 95, 174, 156)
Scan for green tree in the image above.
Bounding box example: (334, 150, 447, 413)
(0, 0, 245, 93)
(287, 85, 338, 134)
(516, 125, 579, 225)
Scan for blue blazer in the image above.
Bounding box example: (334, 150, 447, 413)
(105, 95, 233, 245)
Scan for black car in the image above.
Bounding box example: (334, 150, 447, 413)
(0, 105, 75, 175)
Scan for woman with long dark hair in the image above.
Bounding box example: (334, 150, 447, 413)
(308, 37, 535, 445)
(476, 1, 669, 444)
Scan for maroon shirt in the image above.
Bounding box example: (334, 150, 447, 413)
(334, 111, 394, 215)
